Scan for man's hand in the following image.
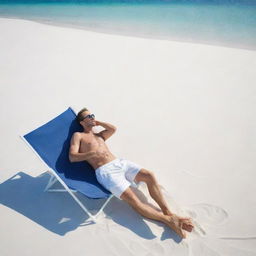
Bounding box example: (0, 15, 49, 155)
(95, 120, 100, 126)
(88, 119, 100, 126)
(94, 120, 116, 131)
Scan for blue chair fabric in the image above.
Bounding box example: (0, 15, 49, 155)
(24, 107, 111, 199)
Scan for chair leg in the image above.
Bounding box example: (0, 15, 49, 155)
(94, 194, 114, 219)
(44, 170, 113, 223)
(44, 173, 57, 192)
(44, 172, 77, 192)
(80, 195, 114, 225)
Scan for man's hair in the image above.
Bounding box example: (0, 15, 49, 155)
(76, 107, 88, 123)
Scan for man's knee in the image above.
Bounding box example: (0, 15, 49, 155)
(134, 168, 156, 184)
(120, 187, 141, 207)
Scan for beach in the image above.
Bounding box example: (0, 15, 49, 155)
(0, 17, 256, 255)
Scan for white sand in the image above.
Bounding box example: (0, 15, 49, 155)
(0, 17, 256, 255)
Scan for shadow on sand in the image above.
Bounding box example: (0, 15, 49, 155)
(0, 171, 182, 242)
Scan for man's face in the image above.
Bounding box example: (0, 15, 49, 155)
(80, 110, 96, 127)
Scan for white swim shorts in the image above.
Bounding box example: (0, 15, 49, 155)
(95, 158, 142, 200)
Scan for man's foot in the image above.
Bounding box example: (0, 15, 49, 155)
(165, 214, 188, 238)
(165, 211, 194, 233)
(178, 216, 194, 232)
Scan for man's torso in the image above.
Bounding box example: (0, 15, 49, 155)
(79, 132, 116, 170)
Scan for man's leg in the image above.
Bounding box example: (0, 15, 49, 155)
(120, 186, 187, 238)
(134, 169, 172, 215)
(134, 168, 194, 232)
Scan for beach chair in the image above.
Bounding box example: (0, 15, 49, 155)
(20, 107, 114, 223)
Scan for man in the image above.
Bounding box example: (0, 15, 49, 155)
(69, 107, 194, 238)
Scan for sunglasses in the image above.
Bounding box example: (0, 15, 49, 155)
(81, 113, 95, 121)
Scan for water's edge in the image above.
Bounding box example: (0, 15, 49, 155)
(1, 1, 256, 51)
(1, 15, 256, 51)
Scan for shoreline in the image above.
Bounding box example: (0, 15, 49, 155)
(1, 16, 256, 52)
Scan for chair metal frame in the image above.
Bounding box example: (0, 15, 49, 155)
(20, 107, 114, 224)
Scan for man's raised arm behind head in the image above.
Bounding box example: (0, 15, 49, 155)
(95, 120, 117, 141)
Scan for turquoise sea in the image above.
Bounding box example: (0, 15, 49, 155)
(0, 0, 256, 50)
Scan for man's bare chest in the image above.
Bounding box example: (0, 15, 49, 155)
(79, 134, 104, 153)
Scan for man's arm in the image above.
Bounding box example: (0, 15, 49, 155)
(69, 132, 96, 162)
(95, 120, 117, 141)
